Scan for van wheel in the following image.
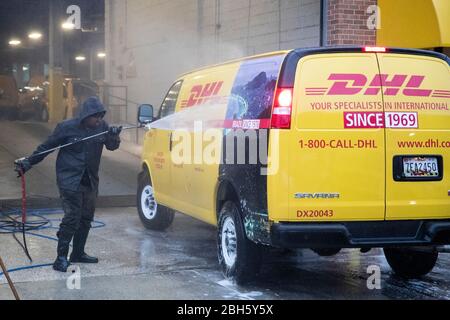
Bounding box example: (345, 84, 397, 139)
(7, 108, 18, 121)
(36, 105, 49, 122)
(17, 109, 25, 121)
(313, 248, 341, 257)
(384, 247, 438, 279)
(217, 201, 262, 284)
(137, 170, 174, 231)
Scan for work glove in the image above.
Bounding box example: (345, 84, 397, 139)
(14, 158, 32, 178)
(108, 126, 123, 136)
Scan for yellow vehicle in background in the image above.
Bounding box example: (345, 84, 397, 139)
(137, 47, 450, 283)
(17, 75, 49, 121)
(17, 75, 98, 121)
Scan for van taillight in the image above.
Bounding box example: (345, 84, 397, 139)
(363, 46, 387, 53)
(271, 88, 293, 129)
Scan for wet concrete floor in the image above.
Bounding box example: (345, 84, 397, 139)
(1, 207, 449, 300)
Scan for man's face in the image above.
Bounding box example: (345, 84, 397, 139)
(84, 113, 104, 129)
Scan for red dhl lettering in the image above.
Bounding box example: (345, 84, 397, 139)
(305, 74, 449, 98)
(180, 81, 224, 108)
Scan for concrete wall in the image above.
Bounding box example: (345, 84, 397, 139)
(104, 0, 321, 142)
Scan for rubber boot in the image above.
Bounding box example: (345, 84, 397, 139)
(53, 232, 72, 272)
(70, 228, 98, 264)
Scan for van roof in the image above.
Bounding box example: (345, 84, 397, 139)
(177, 46, 449, 83)
(177, 50, 292, 79)
(277, 46, 450, 87)
(290, 46, 448, 61)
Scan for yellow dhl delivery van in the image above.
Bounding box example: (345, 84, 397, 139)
(136, 47, 450, 283)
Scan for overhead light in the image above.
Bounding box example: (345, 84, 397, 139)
(62, 22, 76, 30)
(97, 52, 106, 58)
(9, 39, 21, 46)
(28, 32, 42, 40)
(22, 66, 29, 71)
(75, 55, 86, 61)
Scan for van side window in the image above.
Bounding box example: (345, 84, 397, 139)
(159, 81, 183, 119)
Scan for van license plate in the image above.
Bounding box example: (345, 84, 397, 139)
(403, 157, 439, 178)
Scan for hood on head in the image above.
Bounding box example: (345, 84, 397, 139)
(78, 96, 106, 122)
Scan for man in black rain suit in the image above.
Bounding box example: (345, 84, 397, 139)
(15, 97, 122, 272)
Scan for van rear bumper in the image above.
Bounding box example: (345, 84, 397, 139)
(270, 220, 450, 248)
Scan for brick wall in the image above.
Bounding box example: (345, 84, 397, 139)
(327, 0, 377, 46)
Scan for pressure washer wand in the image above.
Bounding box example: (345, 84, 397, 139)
(15, 124, 143, 162)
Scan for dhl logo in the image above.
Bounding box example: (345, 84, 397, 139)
(180, 81, 224, 108)
(305, 74, 450, 98)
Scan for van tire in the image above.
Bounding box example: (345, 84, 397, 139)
(137, 170, 174, 231)
(217, 201, 262, 284)
(17, 109, 25, 121)
(7, 108, 18, 121)
(36, 105, 49, 122)
(313, 248, 341, 257)
(384, 247, 438, 279)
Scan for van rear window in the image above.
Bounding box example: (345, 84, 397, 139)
(224, 55, 286, 129)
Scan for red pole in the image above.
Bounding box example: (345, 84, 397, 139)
(20, 168, 26, 224)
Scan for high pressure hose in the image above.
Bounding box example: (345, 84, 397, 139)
(20, 168, 33, 263)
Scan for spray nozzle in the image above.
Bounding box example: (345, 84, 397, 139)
(14, 157, 27, 165)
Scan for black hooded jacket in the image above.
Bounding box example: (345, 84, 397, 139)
(29, 98, 120, 192)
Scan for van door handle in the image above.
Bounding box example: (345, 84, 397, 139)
(169, 132, 173, 152)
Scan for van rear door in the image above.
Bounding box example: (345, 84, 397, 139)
(377, 53, 450, 220)
(286, 53, 386, 222)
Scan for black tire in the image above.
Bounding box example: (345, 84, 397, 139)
(7, 108, 18, 121)
(313, 248, 341, 257)
(137, 170, 174, 231)
(17, 109, 25, 121)
(384, 247, 438, 279)
(217, 201, 262, 284)
(36, 105, 49, 122)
